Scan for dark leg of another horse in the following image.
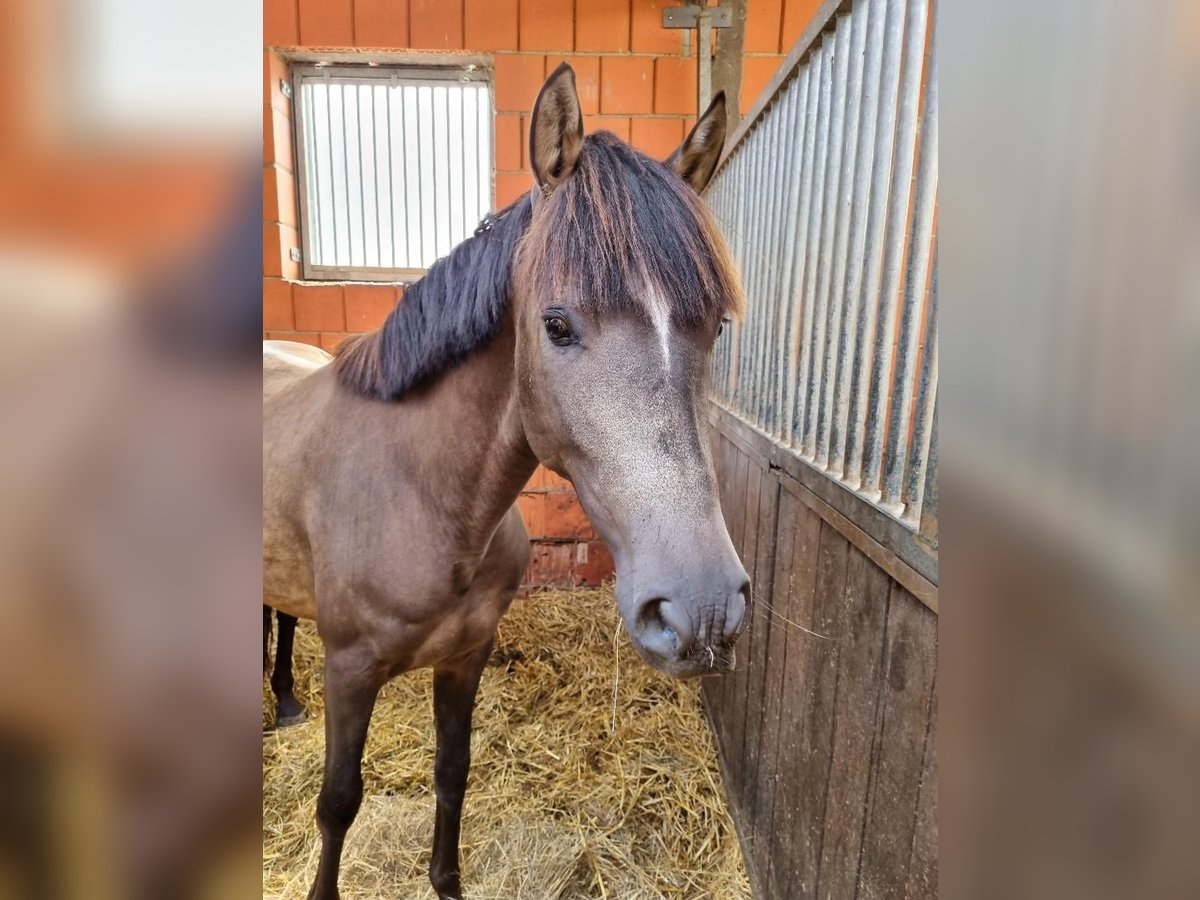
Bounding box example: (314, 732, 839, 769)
(308, 653, 382, 900)
(429, 641, 492, 900)
(271, 611, 306, 726)
(263, 605, 271, 672)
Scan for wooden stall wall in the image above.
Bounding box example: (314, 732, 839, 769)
(705, 406, 938, 899)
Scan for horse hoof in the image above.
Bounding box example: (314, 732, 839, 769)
(276, 710, 307, 728)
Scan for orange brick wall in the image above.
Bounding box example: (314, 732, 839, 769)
(264, 0, 819, 586)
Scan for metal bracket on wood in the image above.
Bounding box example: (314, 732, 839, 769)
(663, 5, 732, 112)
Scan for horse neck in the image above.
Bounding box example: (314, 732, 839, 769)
(391, 309, 538, 546)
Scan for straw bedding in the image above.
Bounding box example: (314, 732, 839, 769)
(262, 585, 751, 899)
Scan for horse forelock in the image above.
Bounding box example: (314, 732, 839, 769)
(335, 131, 742, 402)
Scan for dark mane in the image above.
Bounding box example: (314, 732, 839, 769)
(336, 131, 743, 401)
(517, 131, 744, 326)
(335, 195, 533, 400)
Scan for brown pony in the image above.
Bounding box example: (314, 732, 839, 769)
(263, 64, 749, 900)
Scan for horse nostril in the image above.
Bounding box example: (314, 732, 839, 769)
(636, 596, 675, 645)
(727, 581, 751, 640)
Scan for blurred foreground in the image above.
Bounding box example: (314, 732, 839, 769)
(942, 1, 1199, 898)
(0, 0, 261, 897)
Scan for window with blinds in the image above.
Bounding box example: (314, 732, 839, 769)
(292, 64, 494, 281)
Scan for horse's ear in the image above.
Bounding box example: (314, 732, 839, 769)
(529, 62, 584, 193)
(667, 91, 727, 192)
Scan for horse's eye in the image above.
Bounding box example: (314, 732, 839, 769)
(543, 315, 575, 347)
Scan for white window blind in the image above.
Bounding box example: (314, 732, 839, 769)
(293, 64, 493, 280)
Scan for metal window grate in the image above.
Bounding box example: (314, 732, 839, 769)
(707, 0, 937, 536)
(292, 64, 493, 281)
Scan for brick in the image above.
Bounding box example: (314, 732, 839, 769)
(293, 284, 345, 332)
(740, 56, 783, 114)
(517, 493, 546, 537)
(781, 0, 822, 51)
(495, 171, 532, 208)
(574, 540, 615, 585)
(319, 332, 350, 352)
(298, 0, 354, 46)
(263, 224, 283, 277)
(526, 465, 573, 490)
(575, 0, 629, 52)
(265, 51, 291, 117)
(519, 0, 572, 51)
(264, 0, 299, 45)
(280, 225, 301, 279)
(746, 0, 784, 53)
(355, 0, 409, 47)
(263, 279, 294, 330)
(493, 55, 546, 113)
(631, 0, 678, 54)
(269, 331, 321, 348)
(465, 0, 518, 50)
(265, 107, 294, 173)
(600, 57, 653, 115)
(263, 166, 297, 228)
(410, 0, 464, 49)
(544, 491, 594, 540)
(344, 284, 399, 332)
(523, 543, 574, 587)
(583, 115, 631, 143)
(653, 57, 698, 115)
(546, 55, 600, 115)
(630, 117, 685, 160)
(494, 114, 523, 172)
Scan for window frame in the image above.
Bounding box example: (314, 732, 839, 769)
(290, 60, 495, 283)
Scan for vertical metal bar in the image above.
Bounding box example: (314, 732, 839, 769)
(384, 81, 396, 269)
(790, 47, 826, 449)
(758, 88, 791, 430)
(861, 0, 928, 498)
(769, 89, 795, 429)
(370, 84, 383, 269)
(818, 2, 870, 468)
(741, 126, 765, 417)
(323, 76, 339, 267)
(812, 13, 853, 465)
(753, 120, 774, 423)
(783, 61, 818, 443)
(774, 68, 809, 438)
(417, 86, 430, 265)
(831, 0, 886, 477)
(698, 9, 713, 111)
(351, 83, 367, 268)
(768, 79, 796, 439)
(902, 235, 937, 526)
(844, 0, 908, 487)
(301, 82, 324, 266)
(882, 26, 938, 510)
(798, 35, 835, 456)
(399, 83, 413, 268)
(460, 85, 468, 238)
(806, 15, 854, 458)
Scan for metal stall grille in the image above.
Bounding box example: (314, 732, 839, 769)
(292, 64, 493, 281)
(707, 0, 937, 545)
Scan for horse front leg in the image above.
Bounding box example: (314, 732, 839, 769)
(428, 640, 493, 900)
(308, 649, 383, 900)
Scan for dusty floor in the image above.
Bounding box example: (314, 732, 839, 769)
(263, 585, 750, 899)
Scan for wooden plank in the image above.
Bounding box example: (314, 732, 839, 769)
(855, 585, 938, 899)
(724, 452, 760, 803)
(758, 498, 823, 898)
(704, 435, 738, 727)
(736, 468, 779, 817)
(709, 404, 938, 596)
(904, 672, 938, 900)
(745, 488, 801, 873)
(814, 546, 893, 899)
(770, 518, 847, 898)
